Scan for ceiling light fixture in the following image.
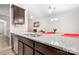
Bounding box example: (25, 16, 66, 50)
(50, 5, 59, 22)
(30, 15, 33, 19)
(48, 5, 52, 13)
(51, 18, 59, 22)
(48, 4, 56, 14)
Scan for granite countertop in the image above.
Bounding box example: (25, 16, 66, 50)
(11, 31, 79, 55)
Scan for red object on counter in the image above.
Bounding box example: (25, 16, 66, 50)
(62, 33, 79, 38)
(46, 32, 55, 34)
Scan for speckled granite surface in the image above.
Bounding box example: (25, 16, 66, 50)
(11, 31, 79, 55)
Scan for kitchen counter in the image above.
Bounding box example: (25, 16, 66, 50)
(11, 31, 79, 55)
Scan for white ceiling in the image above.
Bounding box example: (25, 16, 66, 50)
(0, 4, 10, 17)
(15, 4, 79, 19)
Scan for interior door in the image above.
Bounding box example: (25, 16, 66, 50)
(0, 22, 4, 35)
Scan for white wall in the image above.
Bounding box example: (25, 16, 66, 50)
(28, 18, 53, 32)
(52, 8, 79, 33)
(11, 4, 79, 34)
(28, 5, 79, 34)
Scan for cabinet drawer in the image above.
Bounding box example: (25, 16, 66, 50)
(35, 42, 69, 55)
(17, 36, 33, 47)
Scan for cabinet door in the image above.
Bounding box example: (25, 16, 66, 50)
(24, 44, 33, 55)
(35, 42, 69, 55)
(18, 36, 33, 48)
(12, 5, 25, 25)
(18, 41, 23, 55)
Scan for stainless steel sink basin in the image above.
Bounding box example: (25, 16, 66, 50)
(24, 34, 42, 37)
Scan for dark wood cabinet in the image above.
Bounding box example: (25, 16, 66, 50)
(35, 42, 69, 55)
(18, 41, 23, 55)
(11, 34, 75, 55)
(17, 36, 34, 55)
(17, 37, 74, 55)
(18, 40, 33, 55)
(24, 44, 33, 55)
(18, 36, 34, 48)
(12, 5, 25, 25)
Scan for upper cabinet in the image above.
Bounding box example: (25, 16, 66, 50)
(12, 5, 25, 25)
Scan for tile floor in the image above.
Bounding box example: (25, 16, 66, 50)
(0, 34, 14, 55)
(0, 47, 14, 55)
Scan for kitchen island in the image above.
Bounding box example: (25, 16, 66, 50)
(11, 31, 79, 55)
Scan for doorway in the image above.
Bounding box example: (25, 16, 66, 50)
(0, 20, 9, 52)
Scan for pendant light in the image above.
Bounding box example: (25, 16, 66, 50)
(50, 4, 59, 21)
(48, 5, 52, 13)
